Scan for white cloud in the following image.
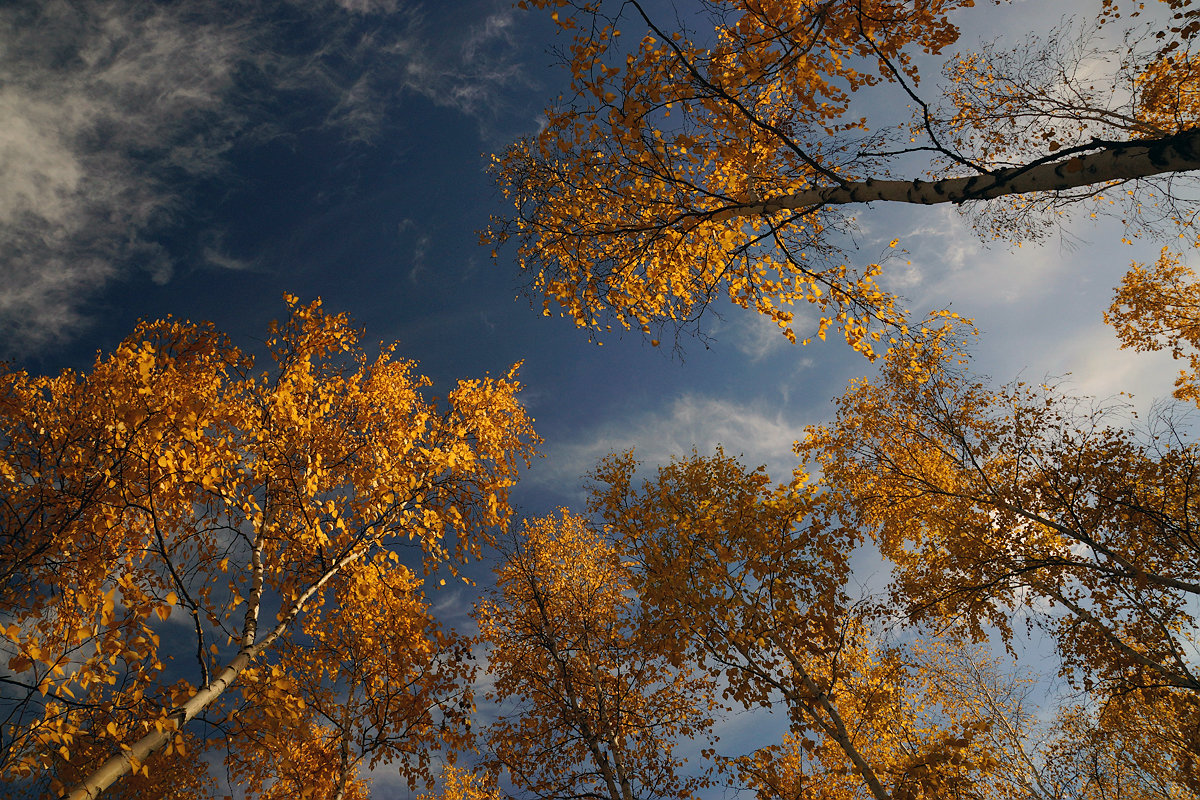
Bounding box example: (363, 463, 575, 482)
(0, 0, 532, 356)
(533, 394, 809, 498)
(1026, 319, 1181, 411)
(881, 206, 1068, 310)
(334, 0, 401, 12)
(0, 2, 244, 353)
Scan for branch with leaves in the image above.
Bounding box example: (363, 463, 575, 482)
(0, 296, 538, 799)
(488, 0, 1200, 355)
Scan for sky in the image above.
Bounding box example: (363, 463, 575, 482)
(1, 0, 1191, 796)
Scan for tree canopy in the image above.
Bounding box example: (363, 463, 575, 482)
(488, 0, 1200, 355)
(0, 297, 537, 799)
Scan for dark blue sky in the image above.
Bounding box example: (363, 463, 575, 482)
(1, 0, 1189, 795)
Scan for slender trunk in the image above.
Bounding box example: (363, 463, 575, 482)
(63, 545, 372, 800)
(527, 574, 627, 800)
(779, 648, 892, 800)
(586, 659, 635, 800)
(332, 680, 356, 800)
(544, 631, 625, 800)
(712, 128, 1200, 222)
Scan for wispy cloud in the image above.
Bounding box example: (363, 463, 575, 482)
(716, 311, 811, 362)
(0, 1, 248, 353)
(533, 394, 809, 499)
(396, 218, 425, 282)
(202, 248, 255, 273)
(0, 0, 533, 356)
(1024, 319, 1181, 410)
(396, 7, 534, 128)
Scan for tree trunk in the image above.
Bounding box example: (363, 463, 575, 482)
(63, 545, 371, 800)
(712, 128, 1200, 222)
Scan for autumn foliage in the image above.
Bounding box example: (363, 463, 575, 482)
(488, 0, 1200, 354)
(475, 511, 717, 800)
(802, 329, 1200, 797)
(0, 297, 537, 798)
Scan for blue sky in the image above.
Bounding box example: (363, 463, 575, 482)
(1, 0, 1190, 796)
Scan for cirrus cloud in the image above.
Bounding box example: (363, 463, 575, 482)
(0, 0, 533, 356)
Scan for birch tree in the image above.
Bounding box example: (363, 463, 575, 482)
(475, 511, 717, 800)
(0, 296, 538, 799)
(488, 0, 1200, 355)
(801, 322, 1200, 790)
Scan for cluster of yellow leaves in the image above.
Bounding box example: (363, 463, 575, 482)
(417, 765, 500, 800)
(489, 0, 1200, 356)
(226, 720, 372, 800)
(1039, 690, 1200, 800)
(0, 296, 538, 797)
(1107, 244, 1200, 404)
(475, 510, 718, 800)
(227, 552, 475, 797)
(588, 449, 907, 797)
(1136, 51, 1200, 133)
(489, 0, 978, 356)
(38, 730, 214, 800)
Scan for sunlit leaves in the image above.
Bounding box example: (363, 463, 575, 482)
(476, 510, 717, 800)
(802, 322, 1200, 792)
(0, 296, 538, 797)
(585, 447, 1063, 800)
(488, 0, 978, 355)
(418, 765, 501, 800)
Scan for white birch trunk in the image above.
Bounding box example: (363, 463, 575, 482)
(712, 129, 1200, 221)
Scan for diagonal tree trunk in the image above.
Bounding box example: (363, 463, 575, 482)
(64, 542, 371, 800)
(712, 128, 1200, 222)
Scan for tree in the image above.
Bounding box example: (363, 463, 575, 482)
(488, 0, 1200, 355)
(1037, 692, 1199, 800)
(0, 296, 538, 799)
(474, 510, 716, 800)
(588, 449, 1020, 800)
(801, 323, 1200, 789)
